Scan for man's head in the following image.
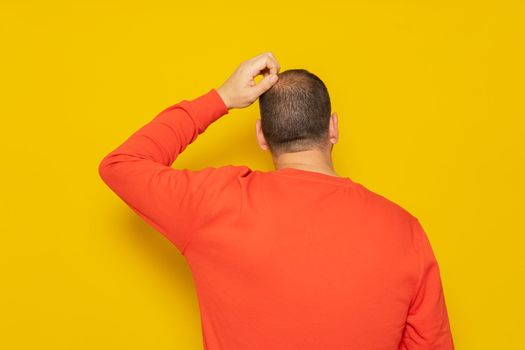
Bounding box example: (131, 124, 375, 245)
(256, 69, 338, 158)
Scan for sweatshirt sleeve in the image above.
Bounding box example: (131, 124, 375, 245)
(98, 88, 244, 255)
(399, 217, 455, 350)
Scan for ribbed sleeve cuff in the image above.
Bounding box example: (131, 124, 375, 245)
(186, 88, 229, 131)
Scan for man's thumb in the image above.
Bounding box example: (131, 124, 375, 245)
(253, 74, 278, 97)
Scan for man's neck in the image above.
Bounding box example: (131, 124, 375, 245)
(273, 149, 339, 177)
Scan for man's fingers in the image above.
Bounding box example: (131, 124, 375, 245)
(264, 52, 280, 74)
(249, 52, 280, 77)
(251, 73, 278, 98)
(249, 52, 270, 62)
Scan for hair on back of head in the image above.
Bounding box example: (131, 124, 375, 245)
(258, 69, 331, 157)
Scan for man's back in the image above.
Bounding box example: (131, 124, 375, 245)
(181, 165, 453, 349)
(99, 85, 454, 349)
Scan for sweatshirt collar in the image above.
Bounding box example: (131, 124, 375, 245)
(272, 167, 356, 187)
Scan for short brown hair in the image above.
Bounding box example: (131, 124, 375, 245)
(258, 69, 331, 157)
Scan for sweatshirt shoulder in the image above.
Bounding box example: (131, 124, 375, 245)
(192, 165, 253, 183)
(211, 164, 253, 176)
(354, 182, 416, 222)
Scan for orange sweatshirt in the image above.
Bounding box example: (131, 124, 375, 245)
(98, 88, 454, 350)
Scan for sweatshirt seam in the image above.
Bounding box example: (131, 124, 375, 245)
(409, 216, 424, 308)
(237, 175, 245, 218)
(181, 166, 247, 256)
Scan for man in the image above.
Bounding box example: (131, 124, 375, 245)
(99, 52, 454, 349)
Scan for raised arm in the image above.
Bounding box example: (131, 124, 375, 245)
(98, 52, 280, 254)
(98, 88, 230, 252)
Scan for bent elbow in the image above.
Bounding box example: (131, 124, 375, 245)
(98, 155, 113, 183)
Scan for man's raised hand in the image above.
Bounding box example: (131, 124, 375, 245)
(217, 52, 281, 110)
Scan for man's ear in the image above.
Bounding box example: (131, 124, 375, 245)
(255, 119, 269, 151)
(329, 112, 339, 145)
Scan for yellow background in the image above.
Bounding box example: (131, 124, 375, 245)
(1, 1, 524, 349)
